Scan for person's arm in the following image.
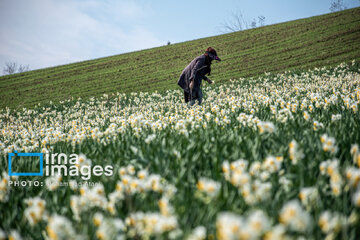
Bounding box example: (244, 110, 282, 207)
(190, 57, 206, 82)
(202, 75, 213, 84)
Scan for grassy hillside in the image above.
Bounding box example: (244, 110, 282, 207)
(1, 7, 360, 109)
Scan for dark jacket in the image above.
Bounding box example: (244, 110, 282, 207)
(178, 55, 210, 93)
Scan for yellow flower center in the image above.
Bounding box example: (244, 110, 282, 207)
(197, 181, 204, 191)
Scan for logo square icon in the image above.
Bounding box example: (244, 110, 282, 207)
(8, 151, 43, 176)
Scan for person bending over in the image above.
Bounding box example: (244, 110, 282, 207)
(177, 47, 221, 106)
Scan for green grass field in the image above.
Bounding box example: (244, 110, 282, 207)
(0, 7, 360, 109)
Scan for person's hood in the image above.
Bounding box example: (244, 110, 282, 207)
(206, 51, 221, 61)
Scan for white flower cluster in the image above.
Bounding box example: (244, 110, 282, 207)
(299, 187, 319, 210)
(196, 177, 221, 199)
(70, 184, 108, 220)
(278, 200, 312, 233)
(116, 165, 176, 197)
(236, 113, 259, 130)
(320, 134, 338, 154)
(186, 226, 206, 240)
(222, 157, 283, 205)
(318, 210, 348, 238)
(257, 121, 276, 134)
(24, 197, 46, 226)
(46, 214, 80, 240)
(288, 140, 304, 165)
(216, 210, 271, 240)
(125, 212, 178, 238)
(320, 159, 343, 196)
(347, 144, 360, 208)
(93, 213, 126, 240)
(0, 172, 11, 202)
(0, 230, 22, 240)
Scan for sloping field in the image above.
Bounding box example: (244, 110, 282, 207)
(0, 7, 359, 109)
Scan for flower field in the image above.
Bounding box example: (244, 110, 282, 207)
(1, 61, 360, 239)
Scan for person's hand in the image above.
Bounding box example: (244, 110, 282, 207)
(189, 80, 194, 90)
(207, 79, 214, 84)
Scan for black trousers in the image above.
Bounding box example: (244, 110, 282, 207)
(184, 89, 203, 105)
(184, 91, 191, 103)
